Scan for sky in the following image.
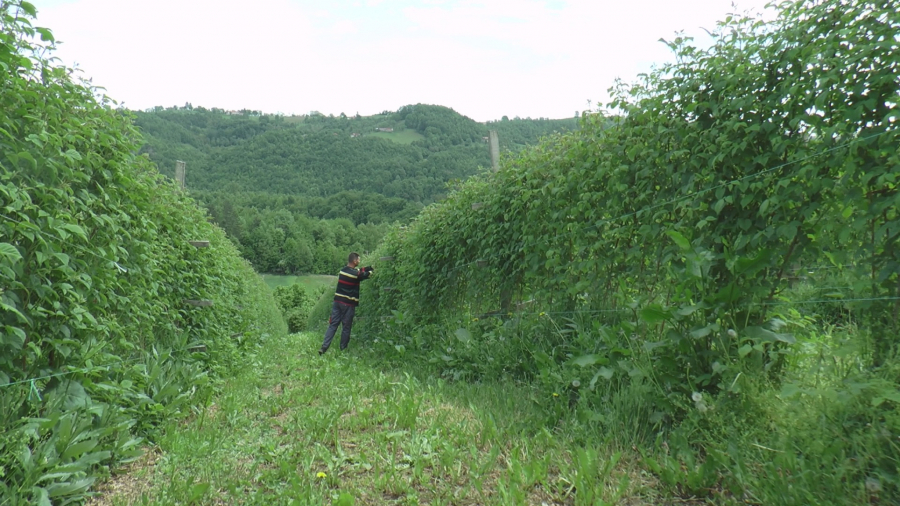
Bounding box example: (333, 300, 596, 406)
(29, 0, 775, 122)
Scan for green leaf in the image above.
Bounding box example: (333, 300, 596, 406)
(676, 304, 701, 317)
(690, 324, 714, 339)
(31, 487, 51, 506)
(780, 383, 801, 399)
(63, 439, 98, 459)
(872, 390, 900, 407)
(35, 27, 54, 42)
(46, 381, 91, 410)
(454, 328, 471, 343)
(4, 326, 26, 351)
(665, 230, 691, 250)
(732, 250, 772, 276)
(333, 492, 355, 506)
(189, 482, 210, 502)
(61, 224, 87, 239)
(571, 354, 602, 367)
(743, 326, 795, 344)
(45, 478, 95, 498)
(0, 242, 22, 263)
(639, 304, 671, 324)
(20, 1, 37, 16)
(589, 367, 614, 389)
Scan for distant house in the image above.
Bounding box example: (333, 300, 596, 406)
(375, 127, 394, 132)
(350, 133, 360, 138)
(482, 136, 490, 142)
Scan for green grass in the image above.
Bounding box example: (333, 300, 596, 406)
(91, 332, 649, 506)
(367, 130, 425, 145)
(262, 274, 336, 294)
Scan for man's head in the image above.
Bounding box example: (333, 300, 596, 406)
(348, 252, 360, 268)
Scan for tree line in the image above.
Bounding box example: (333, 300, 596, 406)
(133, 104, 577, 274)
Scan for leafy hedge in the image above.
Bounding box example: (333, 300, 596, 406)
(366, 0, 899, 381)
(360, 0, 899, 502)
(0, 2, 285, 503)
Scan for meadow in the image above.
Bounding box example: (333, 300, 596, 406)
(262, 274, 337, 294)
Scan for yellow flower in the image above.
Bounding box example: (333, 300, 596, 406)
(552, 392, 559, 397)
(472, 318, 479, 322)
(316, 472, 327, 478)
(539, 312, 546, 317)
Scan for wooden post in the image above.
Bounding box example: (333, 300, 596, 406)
(489, 130, 500, 172)
(175, 160, 186, 188)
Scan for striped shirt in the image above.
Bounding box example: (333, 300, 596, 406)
(334, 265, 371, 306)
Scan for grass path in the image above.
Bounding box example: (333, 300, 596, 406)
(90, 333, 662, 506)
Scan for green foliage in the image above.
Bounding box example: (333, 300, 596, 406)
(134, 102, 575, 203)
(273, 283, 323, 333)
(200, 191, 402, 275)
(360, 0, 899, 502)
(133, 104, 577, 275)
(307, 289, 336, 335)
(0, 2, 285, 502)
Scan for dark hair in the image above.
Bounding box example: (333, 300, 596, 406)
(348, 252, 360, 264)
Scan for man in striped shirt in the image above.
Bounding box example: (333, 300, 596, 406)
(319, 252, 373, 355)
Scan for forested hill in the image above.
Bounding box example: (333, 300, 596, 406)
(134, 104, 578, 203)
(130, 104, 577, 275)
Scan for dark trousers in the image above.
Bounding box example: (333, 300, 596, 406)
(320, 301, 355, 353)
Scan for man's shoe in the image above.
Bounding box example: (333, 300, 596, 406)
(318, 349, 324, 355)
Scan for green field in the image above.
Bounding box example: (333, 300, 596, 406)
(261, 274, 336, 294)
(367, 130, 425, 144)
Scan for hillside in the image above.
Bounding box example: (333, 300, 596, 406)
(134, 104, 578, 203)
(131, 105, 578, 275)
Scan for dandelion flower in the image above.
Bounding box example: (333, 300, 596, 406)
(539, 312, 546, 317)
(316, 472, 327, 479)
(552, 392, 560, 397)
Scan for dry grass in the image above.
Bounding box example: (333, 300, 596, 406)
(85, 448, 160, 506)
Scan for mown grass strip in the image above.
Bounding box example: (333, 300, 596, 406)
(89, 333, 662, 506)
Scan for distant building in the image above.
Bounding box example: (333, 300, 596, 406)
(350, 133, 361, 138)
(375, 127, 394, 132)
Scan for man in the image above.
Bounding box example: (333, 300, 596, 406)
(319, 252, 373, 354)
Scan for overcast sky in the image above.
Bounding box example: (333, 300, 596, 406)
(29, 0, 774, 122)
